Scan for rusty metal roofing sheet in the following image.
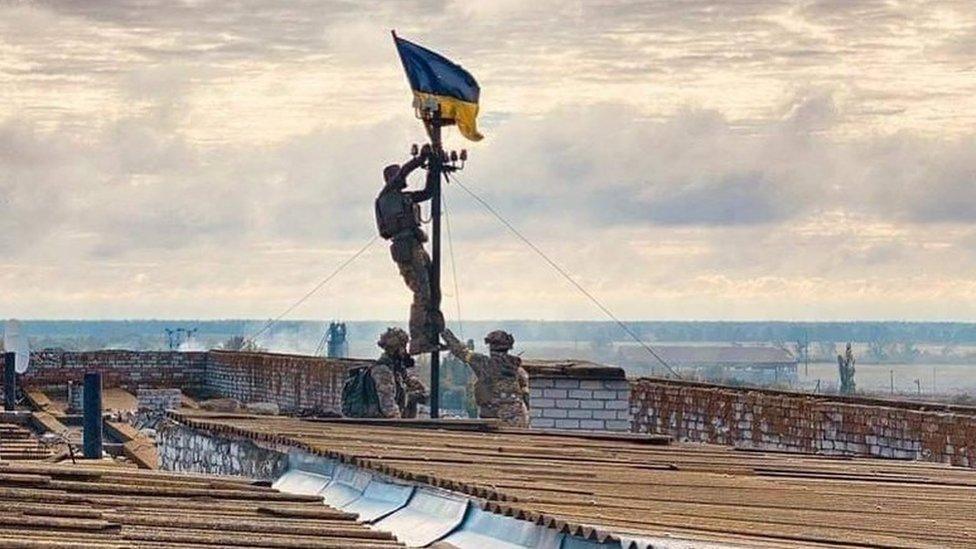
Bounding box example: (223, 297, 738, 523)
(104, 420, 157, 469)
(170, 410, 976, 549)
(101, 388, 138, 412)
(0, 422, 56, 461)
(0, 460, 404, 548)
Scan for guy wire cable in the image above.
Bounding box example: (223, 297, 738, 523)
(442, 191, 464, 339)
(445, 172, 680, 378)
(245, 234, 380, 345)
(313, 327, 330, 356)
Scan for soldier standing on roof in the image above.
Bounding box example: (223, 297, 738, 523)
(441, 328, 529, 427)
(374, 327, 429, 418)
(375, 145, 444, 355)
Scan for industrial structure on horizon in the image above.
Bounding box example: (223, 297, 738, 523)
(615, 344, 798, 386)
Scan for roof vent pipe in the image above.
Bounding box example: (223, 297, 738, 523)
(83, 372, 104, 459)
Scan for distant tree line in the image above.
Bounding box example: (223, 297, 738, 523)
(13, 320, 976, 352)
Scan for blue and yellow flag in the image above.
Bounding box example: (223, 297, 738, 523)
(394, 33, 482, 141)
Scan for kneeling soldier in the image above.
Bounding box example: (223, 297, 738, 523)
(375, 327, 429, 418)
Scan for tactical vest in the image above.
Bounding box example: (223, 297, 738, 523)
(375, 187, 421, 239)
(379, 354, 413, 409)
(496, 354, 521, 378)
(474, 354, 523, 412)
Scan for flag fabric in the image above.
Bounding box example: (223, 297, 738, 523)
(393, 34, 483, 141)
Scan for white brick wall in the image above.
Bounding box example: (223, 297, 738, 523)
(529, 376, 631, 432)
(137, 388, 183, 411)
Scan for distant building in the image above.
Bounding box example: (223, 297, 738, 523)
(616, 345, 798, 386)
(325, 322, 348, 358)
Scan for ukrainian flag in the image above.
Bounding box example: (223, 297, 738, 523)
(393, 33, 483, 141)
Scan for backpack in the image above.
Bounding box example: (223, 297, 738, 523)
(341, 366, 382, 418)
(375, 187, 421, 239)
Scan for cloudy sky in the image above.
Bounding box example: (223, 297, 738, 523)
(2, 0, 975, 321)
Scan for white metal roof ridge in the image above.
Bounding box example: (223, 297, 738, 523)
(274, 448, 736, 549)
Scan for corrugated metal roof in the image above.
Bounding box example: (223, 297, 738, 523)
(618, 345, 796, 366)
(0, 422, 56, 461)
(0, 460, 404, 548)
(0, 416, 403, 548)
(170, 410, 976, 548)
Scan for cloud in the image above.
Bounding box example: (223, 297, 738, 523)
(453, 97, 833, 229)
(2, 1, 976, 320)
(641, 172, 789, 225)
(0, 120, 87, 254)
(6, 89, 976, 318)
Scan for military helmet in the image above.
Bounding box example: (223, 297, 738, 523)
(383, 164, 401, 185)
(377, 327, 409, 350)
(484, 330, 515, 351)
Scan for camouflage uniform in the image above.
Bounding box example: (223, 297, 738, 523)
(374, 327, 429, 418)
(394, 238, 437, 355)
(371, 360, 401, 418)
(442, 329, 529, 427)
(375, 149, 443, 355)
(400, 367, 429, 419)
(517, 367, 530, 408)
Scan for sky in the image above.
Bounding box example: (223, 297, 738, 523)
(1, 0, 976, 321)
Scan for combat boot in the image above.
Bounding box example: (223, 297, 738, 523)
(409, 337, 438, 355)
(430, 309, 445, 333)
(408, 327, 437, 354)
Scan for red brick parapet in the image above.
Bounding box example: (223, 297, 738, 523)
(22, 350, 208, 392)
(15, 349, 366, 417)
(630, 377, 976, 467)
(205, 351, 370, 415)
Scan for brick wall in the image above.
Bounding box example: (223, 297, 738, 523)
(529, 377, 631, 431)
(205, 351, 367, 415)
(12, 349, 360, 416)
(21, 350, 207, 393)
(523, 361, 631, 432)
(137, 388, 183, 411)
(158, 421, 288, 480)
(631, 378, 976, 467)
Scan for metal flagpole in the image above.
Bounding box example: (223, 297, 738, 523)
(426, 110, 444, 419)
